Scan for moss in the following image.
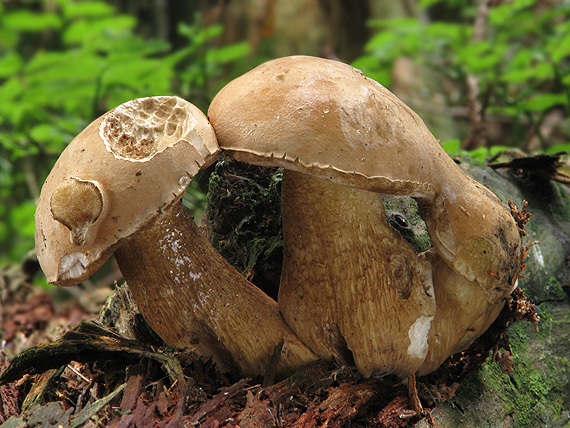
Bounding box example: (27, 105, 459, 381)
(550, 182, 570, 222)
(434, 301, 570, 428)
(507, 352, 567, 427)
(381, 195, 432, 253)
(544, 276, 567, 302)
(201, 158, 285, 299)
(442, 364, 512, 427)
(448, 360, 549, 427)
(508, 304, 553, 349)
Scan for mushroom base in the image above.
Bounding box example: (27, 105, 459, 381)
(114, 201, 316, 378)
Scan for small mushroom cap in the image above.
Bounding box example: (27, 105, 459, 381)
(35, 96, 219, 286)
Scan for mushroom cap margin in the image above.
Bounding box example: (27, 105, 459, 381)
(208, 55, 444, 198)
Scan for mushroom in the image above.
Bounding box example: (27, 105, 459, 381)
(35, 96, 316, 378)
(208, 56, 523, 376)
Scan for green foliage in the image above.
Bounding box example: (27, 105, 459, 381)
(0, 0, 250, 264)
(354, 0, 570, 155)
(441, 138, 514, 162)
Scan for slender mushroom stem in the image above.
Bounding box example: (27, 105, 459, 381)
(114, 200, 317, 378)
(279, 170, 435, 378)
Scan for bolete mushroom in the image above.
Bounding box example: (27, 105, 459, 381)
(35, 96, 316, 378)
(208, 56, 523, 376)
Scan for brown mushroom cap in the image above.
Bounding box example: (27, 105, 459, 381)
(209, 56, 437, 195)
(208, 55, 522, 303)
(35, 96, 219, 286)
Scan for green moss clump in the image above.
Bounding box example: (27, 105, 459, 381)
(201, 158, 284, 300)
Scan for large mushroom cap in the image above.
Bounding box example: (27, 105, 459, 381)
(35, 96, 219, 286)
(209, 55, 439, 197)
(209, 55, 522, 302)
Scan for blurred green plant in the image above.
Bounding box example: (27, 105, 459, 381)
(0, 0, 250, 264)
(353, 0, 570, 157)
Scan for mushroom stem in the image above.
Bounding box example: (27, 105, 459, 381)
(279, 170, 435, 378)
(114, 200, 316, 378)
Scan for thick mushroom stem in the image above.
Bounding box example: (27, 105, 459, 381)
(280, 171, 506, 377)
(279, 170, 435, 378)
(114, 200, 317, 378)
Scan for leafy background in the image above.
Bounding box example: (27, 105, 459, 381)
(0, 0, 569, 273)
(0, 0, 251, 267)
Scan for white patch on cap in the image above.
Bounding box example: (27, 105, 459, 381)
(407, 315, 433, 360)
(58, 252, 88, 280)
(179, 175, 191, 189)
